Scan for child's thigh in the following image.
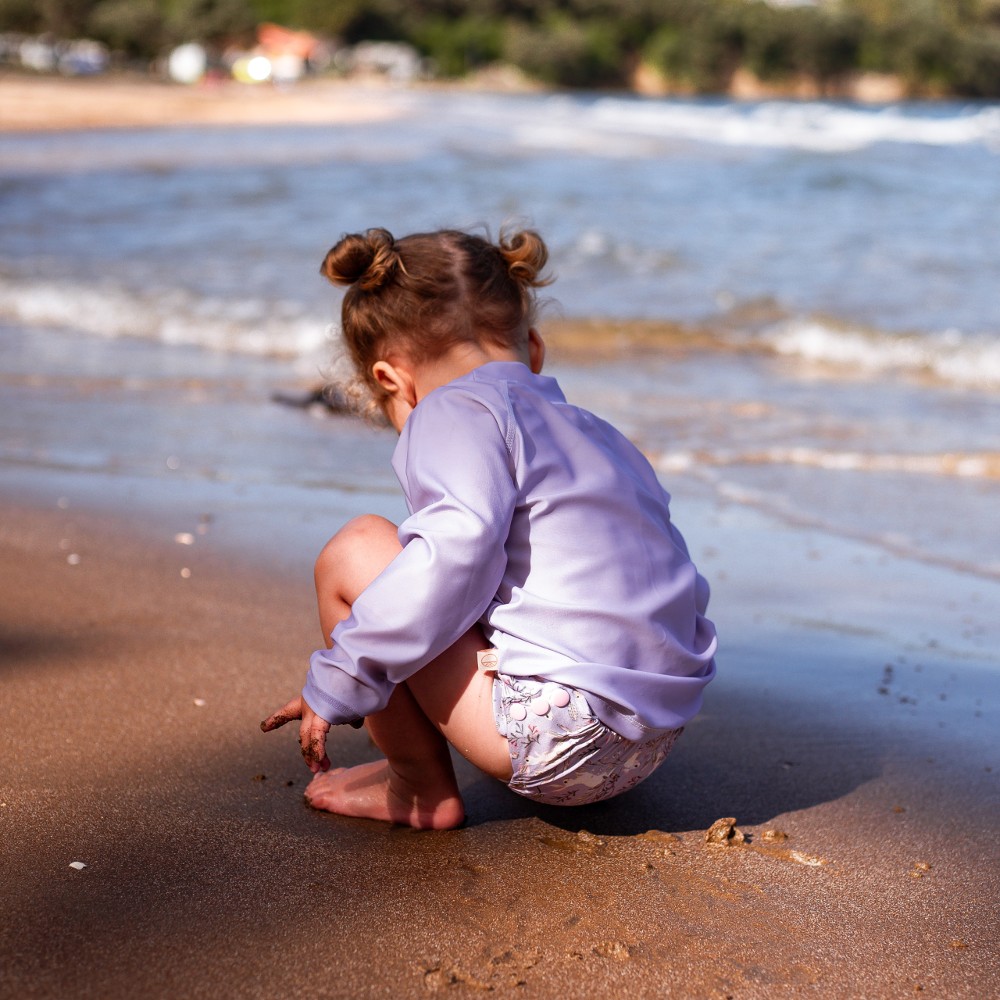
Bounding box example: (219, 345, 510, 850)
(407, 627, 513, 782)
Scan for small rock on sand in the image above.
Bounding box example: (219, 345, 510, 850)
(705, 817, 745, 846)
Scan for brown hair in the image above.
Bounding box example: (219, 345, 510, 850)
(320, 226, 550, 400)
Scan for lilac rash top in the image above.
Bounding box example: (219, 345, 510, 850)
(303, 361, 717, 741)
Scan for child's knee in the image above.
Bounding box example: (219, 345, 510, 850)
(314, 515, 399, 584)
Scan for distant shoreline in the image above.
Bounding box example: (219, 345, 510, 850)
(0, 74, 407, 132)
(0, 67, 928, 134)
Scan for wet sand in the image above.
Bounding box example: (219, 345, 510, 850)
(1, 495, 997, 998)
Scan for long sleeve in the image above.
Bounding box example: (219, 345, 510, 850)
(302, 386, 518, 726)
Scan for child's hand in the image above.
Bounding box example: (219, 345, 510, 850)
(260, 695, 332, 773)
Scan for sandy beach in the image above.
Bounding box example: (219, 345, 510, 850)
(2, 326, 998, 996)
(0, 74, 405, 132)
(2, 74, 999, 997)
(1, 490, 997, 998)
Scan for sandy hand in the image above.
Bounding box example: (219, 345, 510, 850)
(261, 694, 332, 773)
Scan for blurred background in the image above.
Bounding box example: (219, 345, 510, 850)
(2, 0, 1000, 97)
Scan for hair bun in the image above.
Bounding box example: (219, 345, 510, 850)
(498, 228, 551, 287)
(321, 228, 400, 291)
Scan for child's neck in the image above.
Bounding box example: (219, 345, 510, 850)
(375, 331, 543, 433)
(414, 341, 524, 398)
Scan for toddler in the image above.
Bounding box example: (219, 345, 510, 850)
(261, 226, 717, 829)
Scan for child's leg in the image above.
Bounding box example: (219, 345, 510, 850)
(304, 515, 511, 829)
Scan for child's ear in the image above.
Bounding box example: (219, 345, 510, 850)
(371, 360, 417, 408)
(527, 328, 546, 374)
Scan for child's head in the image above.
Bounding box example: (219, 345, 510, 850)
(321, 227, 550, 403)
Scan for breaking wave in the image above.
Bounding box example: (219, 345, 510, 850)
(758, 318, 1000, 390)
(3, 272, 998, 395)
(582, 97, 1000, 154)
(0, 275, 331, 359)
(653, 447, 1000, 480)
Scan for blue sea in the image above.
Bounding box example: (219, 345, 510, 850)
(1, 87, 998, 591)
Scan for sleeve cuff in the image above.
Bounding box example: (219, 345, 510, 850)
(301, 676, 368, 729)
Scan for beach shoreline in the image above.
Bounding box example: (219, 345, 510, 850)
(0, 68, 930, 136)
(0, 66, 922, 137)
(0, 73, 408, 132)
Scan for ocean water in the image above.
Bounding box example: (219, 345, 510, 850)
(1, 88, 998, 588)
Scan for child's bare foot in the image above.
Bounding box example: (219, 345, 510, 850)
(304, 759, 466, 830)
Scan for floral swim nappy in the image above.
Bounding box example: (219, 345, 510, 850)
(492, 672, 682, 806)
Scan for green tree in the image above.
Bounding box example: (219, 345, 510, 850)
(411, 14, 503, 75)
(807, 11, 863, 82)
(88, 0, 165, 57)
(0, 0, 44, 32)
(36, 0, 95, 36)
(164, 0, 256, 46)
(644, 3, 744, 92)
(882, 11, 956, 89)
(741, 2, 799, 81)
(741, 4, 861, 83)
(303, 0, 402, 40)
(950, 27, 1000, 94)
(503, 14, 625, 87)
(980, 0, 1000, 26)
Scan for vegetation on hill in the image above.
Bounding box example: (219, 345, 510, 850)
(2, 0, 1000, 97)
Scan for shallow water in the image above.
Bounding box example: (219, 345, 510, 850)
(2, 91, 999, 357)
(0, 87, 997, 588)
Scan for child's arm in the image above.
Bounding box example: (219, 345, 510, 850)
(260, 695, 331, 773)
(302, 388, 516, 729)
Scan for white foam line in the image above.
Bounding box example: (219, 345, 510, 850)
(761, 320, 1000, 390)
(652, 448, 1000, 479)
(0, 277, 331, 359)
(586, 98, 1000, 153)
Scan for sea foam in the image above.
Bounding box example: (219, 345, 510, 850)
(0, 276, 330, 359)
(760, 318, 1000, 390)
(583, 98, 1000, 154)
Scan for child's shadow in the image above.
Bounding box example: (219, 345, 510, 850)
(460, 676, 884, 836)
